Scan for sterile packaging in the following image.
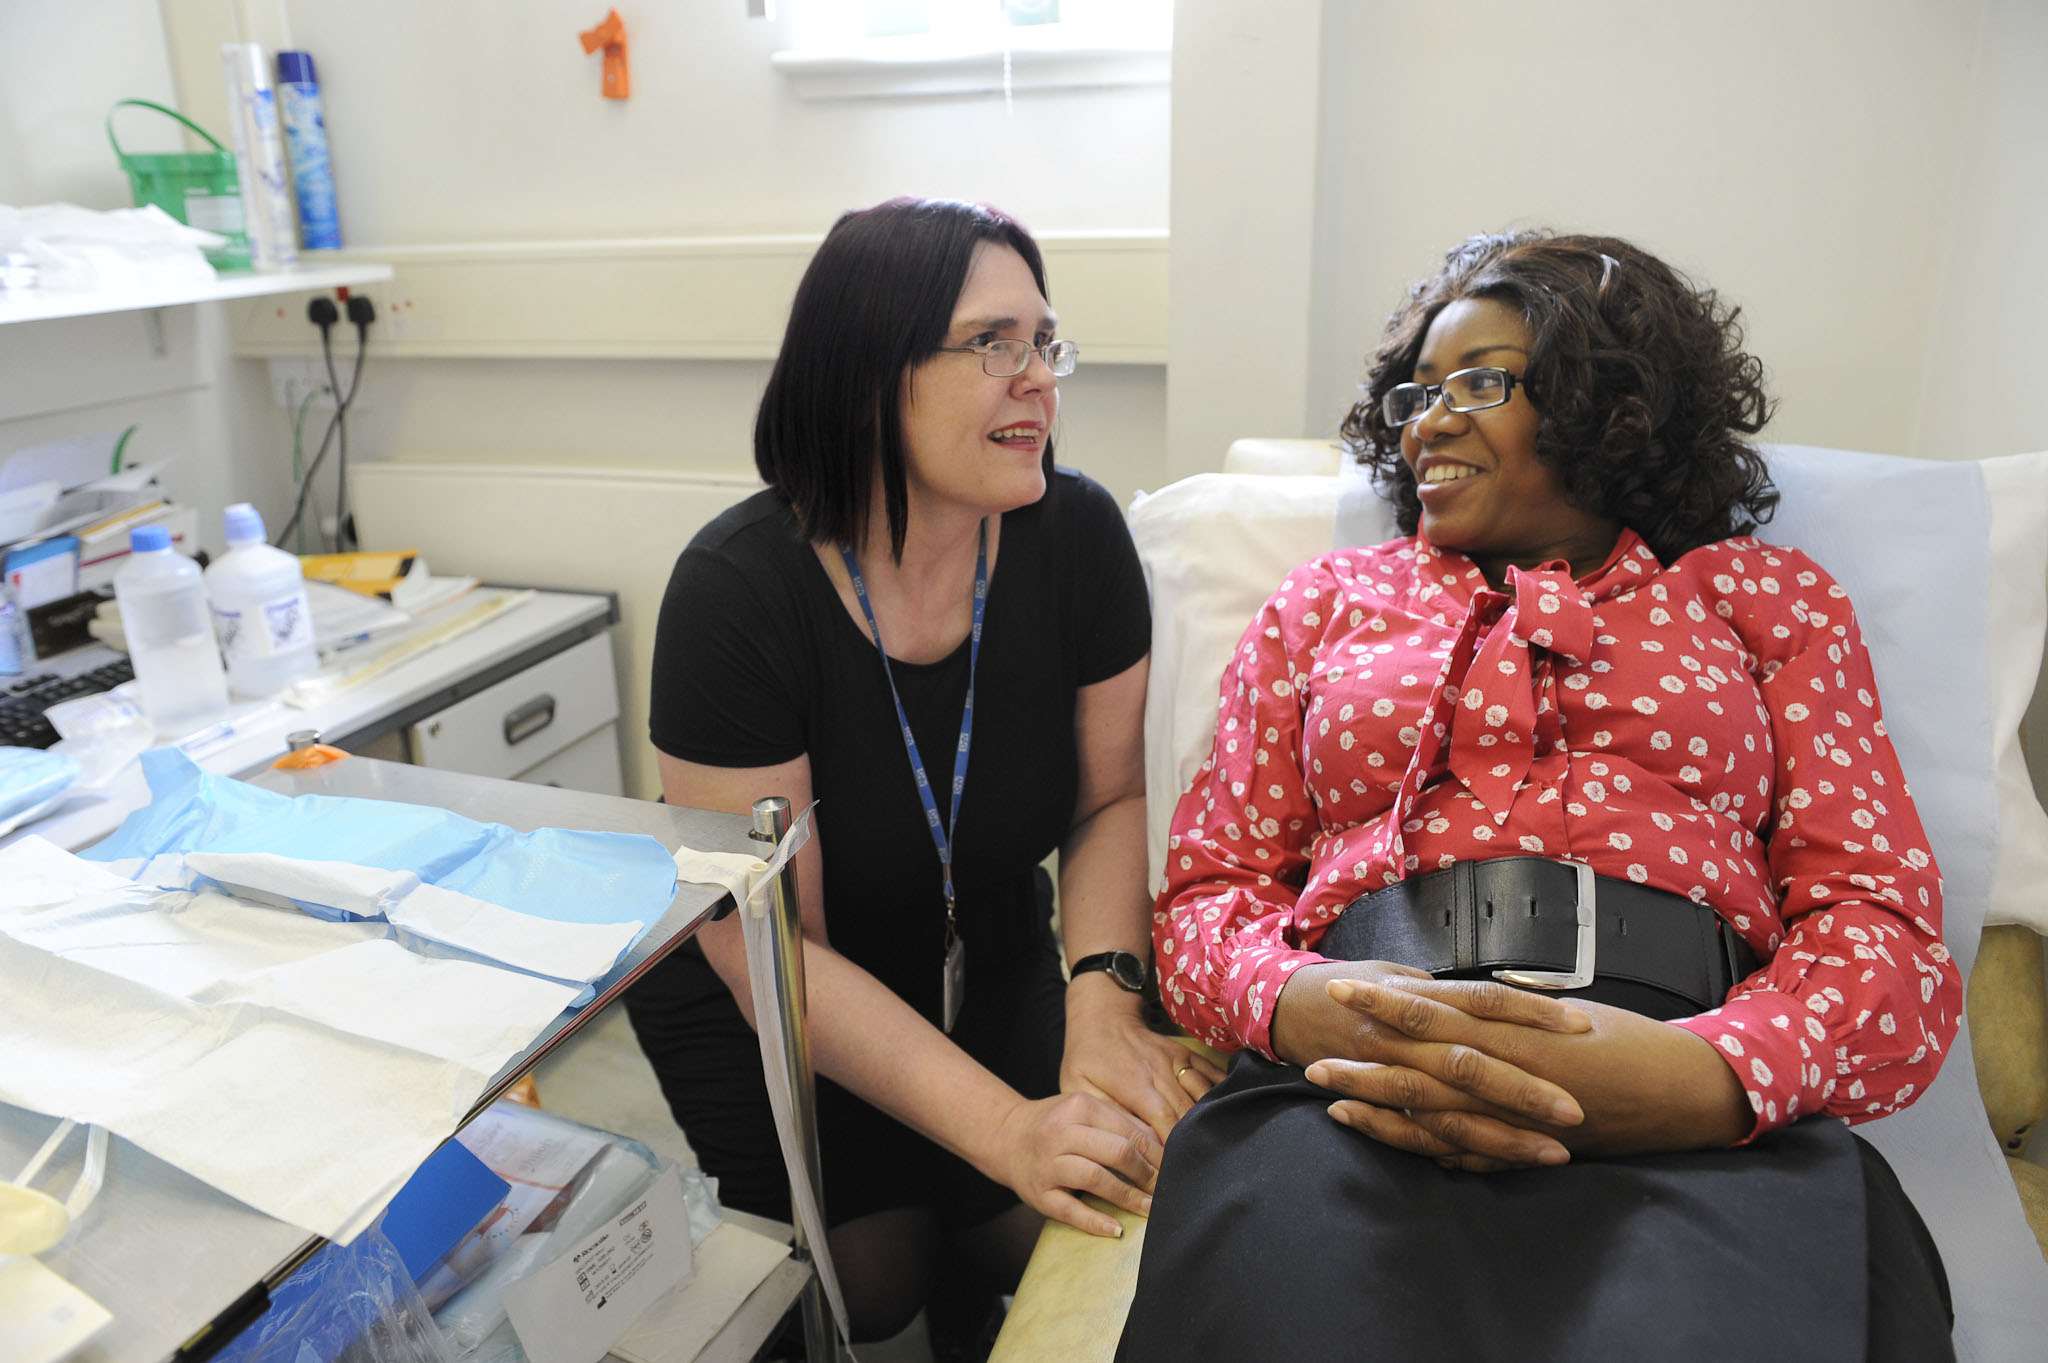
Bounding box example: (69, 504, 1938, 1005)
(426, 1102, 722, 1358)
(209, 1223, 456, 1363)
(42, 687, 154, 791)
(207, 502, 317, 697)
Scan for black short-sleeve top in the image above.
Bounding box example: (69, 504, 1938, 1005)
(649, 467, 1151, 1018)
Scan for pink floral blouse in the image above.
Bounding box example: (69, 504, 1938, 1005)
(1155, 528, 1959, 1137)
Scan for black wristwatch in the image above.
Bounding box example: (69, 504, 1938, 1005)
(1070, 949, 1147, 993)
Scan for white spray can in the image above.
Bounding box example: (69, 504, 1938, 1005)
(220, 42, 298, 271)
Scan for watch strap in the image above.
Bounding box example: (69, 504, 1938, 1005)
(1070, 949, 1146, 992)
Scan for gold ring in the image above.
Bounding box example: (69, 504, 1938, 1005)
(1175, 1064, 1192, 1080)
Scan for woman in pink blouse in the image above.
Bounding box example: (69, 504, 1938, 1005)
(1118, 232, 1958, 1362)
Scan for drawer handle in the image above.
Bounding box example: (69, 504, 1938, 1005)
(503, 694, 557, 746)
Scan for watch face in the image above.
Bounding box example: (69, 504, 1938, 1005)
(1107, 951, 1147, 992)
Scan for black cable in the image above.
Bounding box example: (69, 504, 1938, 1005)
(338, 296, 376, 551)
(320, 322, 349, 550)
(274, 299, 370, 551)
(274, 327, 343, 549)
(274, 305, 337, 549)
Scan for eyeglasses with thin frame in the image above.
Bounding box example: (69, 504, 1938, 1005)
(935, 338, 1079, 378)
(1382, 366, 1528, 427)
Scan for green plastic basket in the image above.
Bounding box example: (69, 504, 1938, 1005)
(107, 100, 249, 271)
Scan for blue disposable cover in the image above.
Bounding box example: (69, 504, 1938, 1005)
(84, 749, 676, 935)
(0, 747, 81, 828)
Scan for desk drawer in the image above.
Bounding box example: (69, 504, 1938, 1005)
(409, 632, 618, 779)
(517, 722, 625, 795)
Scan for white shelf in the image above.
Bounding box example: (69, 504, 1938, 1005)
(0, 262, 394, 325)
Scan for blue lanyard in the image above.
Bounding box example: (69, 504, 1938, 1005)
(839, 520, 988, 920)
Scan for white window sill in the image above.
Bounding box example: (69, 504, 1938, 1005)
(771, 31, 1168, 100)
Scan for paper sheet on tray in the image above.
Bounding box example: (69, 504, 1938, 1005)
(0, 836, 582, 1241)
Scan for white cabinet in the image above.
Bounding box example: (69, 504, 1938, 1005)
(404, 631, 625, 796)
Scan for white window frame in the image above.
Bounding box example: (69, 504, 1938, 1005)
(770, 0, 1170, 100)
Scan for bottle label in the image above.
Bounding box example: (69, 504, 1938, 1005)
(214, 588, 314, 659)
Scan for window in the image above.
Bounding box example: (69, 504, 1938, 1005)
(772, 0, 1171, 100)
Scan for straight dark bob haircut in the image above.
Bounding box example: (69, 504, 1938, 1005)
(1339, 230, 1778, 565)
(755, 197, 1052, 559)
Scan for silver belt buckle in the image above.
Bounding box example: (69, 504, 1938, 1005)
(1493, 859, 1596, 990)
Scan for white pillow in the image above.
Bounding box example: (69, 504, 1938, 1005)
(1757, 446, 2048, 939)
(1979, 452, 2048, 930)
(1131, 472, 1348, 894)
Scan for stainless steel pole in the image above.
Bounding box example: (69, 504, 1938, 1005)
(752, 796, 833, 1363)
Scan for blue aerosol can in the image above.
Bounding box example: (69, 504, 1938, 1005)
(276, 50, 342, 250)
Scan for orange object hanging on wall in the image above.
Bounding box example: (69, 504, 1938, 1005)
(579, 9, 630, 100)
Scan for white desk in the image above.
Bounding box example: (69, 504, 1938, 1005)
(9, 585, 616, 854)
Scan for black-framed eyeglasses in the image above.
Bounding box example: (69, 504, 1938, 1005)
(1382, 366, 1527, 427)
(935, 338, 1079, 378)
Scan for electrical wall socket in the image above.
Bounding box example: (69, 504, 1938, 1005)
(267, 356, 348, 412)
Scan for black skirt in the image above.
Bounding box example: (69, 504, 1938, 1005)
(1115, 1050, 1953, 1362)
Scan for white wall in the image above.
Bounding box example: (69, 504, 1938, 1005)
(1913, 0, 2048, 462)
(162, 1, 1170, 244)
(1914, 0, 2048, 792)
(0, 0, 180, 209)
(149, 0, 1173, 512)
(1163, 2, 1323, 482)
(1174, 0, 1998, 462)
(1315, 0, 1990, 458)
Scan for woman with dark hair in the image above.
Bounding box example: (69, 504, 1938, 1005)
(627, 197, 1218, 1350)
(1117, 231, 1959, 1361)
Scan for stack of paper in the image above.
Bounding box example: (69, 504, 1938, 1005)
(0, 428, 190, 598)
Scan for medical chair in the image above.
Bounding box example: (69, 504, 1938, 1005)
(991, 442, 2048, 1363)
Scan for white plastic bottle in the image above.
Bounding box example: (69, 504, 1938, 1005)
(207, 503, 317, 697)
(114, 525, 230, 736)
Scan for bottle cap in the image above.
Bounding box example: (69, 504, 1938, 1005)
(130, 525, 171, 554)
(223, 502, 266, 543)
(276, 50, 318, 86)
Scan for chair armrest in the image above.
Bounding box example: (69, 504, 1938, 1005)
(990, 1036, 1225, 1360)
(988, 1197, 1147, 1363)
(1971, 923, 2048, 1156)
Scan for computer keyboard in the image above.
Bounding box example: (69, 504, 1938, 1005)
(0, 658, 136, 749)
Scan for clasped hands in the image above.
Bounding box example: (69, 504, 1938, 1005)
(1272, 960, 1755, 1172)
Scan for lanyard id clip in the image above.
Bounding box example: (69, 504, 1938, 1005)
(842, 523, 988, 1036)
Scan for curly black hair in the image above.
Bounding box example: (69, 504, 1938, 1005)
(1337, 230, 1778, 564)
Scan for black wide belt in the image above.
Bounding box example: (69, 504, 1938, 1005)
(1318, 856, 1757, 1014)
